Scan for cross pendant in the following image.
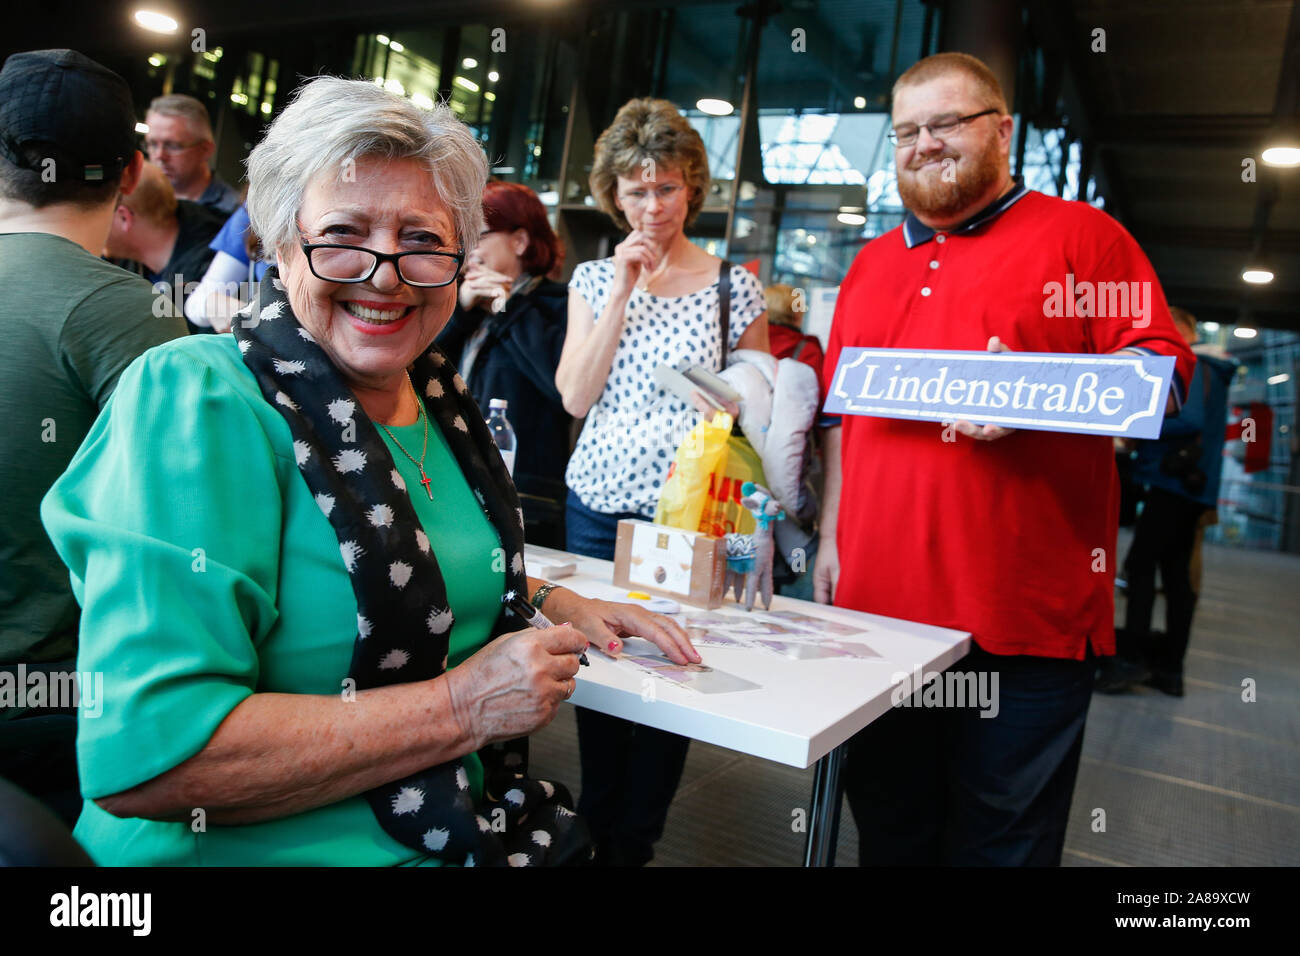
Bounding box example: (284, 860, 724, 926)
(419, 469, 433, 500)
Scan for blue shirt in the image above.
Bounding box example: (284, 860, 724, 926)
(198, 174, 242, 217)
(1132, 351, 1236, 508)
(210, 204, 269, 280)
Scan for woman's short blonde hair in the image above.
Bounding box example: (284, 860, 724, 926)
(589, 98, 710, 232)
(246, 76, 488, 262)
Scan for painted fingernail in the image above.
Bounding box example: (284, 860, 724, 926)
(608, 641, 620, 651)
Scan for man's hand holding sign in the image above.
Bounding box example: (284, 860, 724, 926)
(954, 335, 1013, 441)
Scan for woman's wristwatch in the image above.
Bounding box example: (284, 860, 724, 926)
(531, 582, 561, 611)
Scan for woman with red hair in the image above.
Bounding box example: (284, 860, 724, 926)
(437, 181, 572, 545)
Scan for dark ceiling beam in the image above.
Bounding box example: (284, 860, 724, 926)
(4, 0, 655, 60)
(1026, 0, 1132, 226)
(1161, 284, 1300, 315)
(1093, 114, 1275, 148)
(1136, 226, 1300, 254)
(766, 4, 889, 112)
(1239, 0, 1300, 326)
(1157, 299, 1299, 334)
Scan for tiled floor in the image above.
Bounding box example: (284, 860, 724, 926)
(528, 535, 1300, 866)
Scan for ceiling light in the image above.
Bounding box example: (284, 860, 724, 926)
(376, 35, 390, 46)
(1268, 373, 1290, 385)
(488, 71, 499, 82)
(696, 98, 733, 116)
(853, 96, 866, 109)
(1242, 268, 1274, 284)
(463, 57, 478, 69)
(1202, 321, 1219, 332)
(837, 212, 867, 226)
(389, 41, 404, 53)
(133, 10, 178, 32)
(454, 76, 479, 93)
(134, 122, 149, 134)
(1262, 146, 1300, 166)
(1234, 327, 1258, 339)
(807, 234, 817, 244)
(147, 55, 162, 67)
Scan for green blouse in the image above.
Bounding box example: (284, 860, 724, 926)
(41, 334, 504, 866)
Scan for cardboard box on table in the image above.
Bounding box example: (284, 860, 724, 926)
(612, 519, 727, 609)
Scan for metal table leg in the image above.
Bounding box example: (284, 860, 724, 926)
(803, 743, 846, 867)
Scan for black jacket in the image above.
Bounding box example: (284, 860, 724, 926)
(435, 278, 572, 500)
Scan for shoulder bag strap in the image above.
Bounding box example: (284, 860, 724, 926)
(718, 259, 731, 372)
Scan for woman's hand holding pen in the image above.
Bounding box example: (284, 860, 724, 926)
(443, 624, 588, 748)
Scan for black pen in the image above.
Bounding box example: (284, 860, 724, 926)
(506, 594, 589, 666)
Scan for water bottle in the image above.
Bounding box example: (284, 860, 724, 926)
(486, 398, 516, 476)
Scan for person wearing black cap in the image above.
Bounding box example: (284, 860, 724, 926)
(0, 49, 186, 825)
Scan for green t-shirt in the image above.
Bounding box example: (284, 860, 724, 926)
(0, 232, 185, 668)
(40, 333, 504, 865)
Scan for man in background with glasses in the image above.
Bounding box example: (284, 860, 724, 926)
(814, 52, 1196, 865)
(144, 94, 241, 216)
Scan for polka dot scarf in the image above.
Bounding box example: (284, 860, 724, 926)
(232, 269, 591, 866)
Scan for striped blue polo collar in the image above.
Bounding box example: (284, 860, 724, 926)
(902, 178, 1030, 249)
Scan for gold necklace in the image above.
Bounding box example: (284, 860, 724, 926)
(378, 374, 433, 500)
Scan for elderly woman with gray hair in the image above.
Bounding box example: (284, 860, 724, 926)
(40, 76, 696, 867)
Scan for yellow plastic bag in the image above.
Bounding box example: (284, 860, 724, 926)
(698, 434, 767, 537)
(655, 411, 732, 532)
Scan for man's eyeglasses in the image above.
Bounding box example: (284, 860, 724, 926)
(888, 109, 1000, 147)
(299, 236, 464, 288)
(617, 183, 685, 207)
(144, 139, 206, 155)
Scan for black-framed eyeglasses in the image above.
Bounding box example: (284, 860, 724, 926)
(888, 109, 1000, 147)
(298, 238, 465, 288)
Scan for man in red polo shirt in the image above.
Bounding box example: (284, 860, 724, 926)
(814, 52, 1195, 865)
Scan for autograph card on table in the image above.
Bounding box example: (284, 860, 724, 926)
(825, 348, 1177, 439)
(684, 627, 750, 649)
(751, 639, 882, 660)
(620, 654, 761, 694)
(761, 609, 867, 637)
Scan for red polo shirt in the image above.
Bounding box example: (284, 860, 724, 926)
(822, 187, 1196, 659)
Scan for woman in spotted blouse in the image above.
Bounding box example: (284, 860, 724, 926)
(556, 97, 770, 866)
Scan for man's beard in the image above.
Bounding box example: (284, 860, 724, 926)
(896, 134, 1003, 221)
